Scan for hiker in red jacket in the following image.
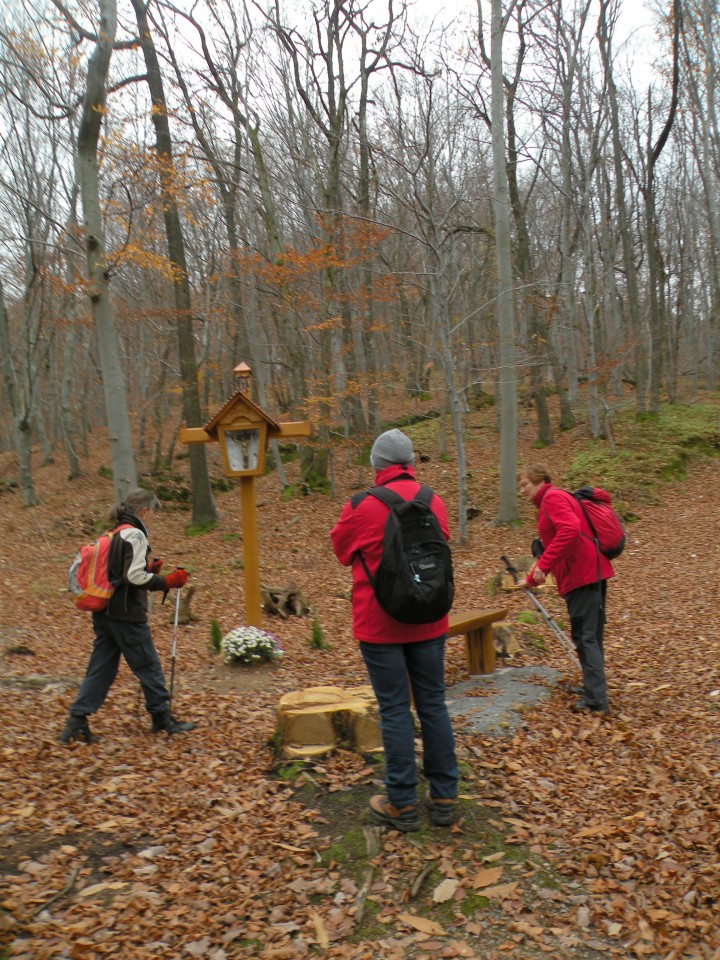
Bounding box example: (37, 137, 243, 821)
(59, 488, 196, 743)
(519, 464, 614, 715)
(331, 429, 458, 832)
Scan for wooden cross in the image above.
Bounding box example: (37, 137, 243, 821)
(179, 364, 312, 626)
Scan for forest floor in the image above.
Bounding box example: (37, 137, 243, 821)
(1, 397, 719, 960)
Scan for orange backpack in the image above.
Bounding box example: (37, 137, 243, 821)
(68, 525, 132, 612)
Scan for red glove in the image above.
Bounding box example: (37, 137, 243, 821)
(147, 557, 164, 574)
(164, 569, 188, 589)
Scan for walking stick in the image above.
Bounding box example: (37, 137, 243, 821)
(141, 559, 160, 715)
(169, 583, 181, 706)
(501, 555, 579, 668)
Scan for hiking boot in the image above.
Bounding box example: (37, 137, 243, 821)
(572, 698, 609, 717)
(368, 795, 421, 832)
(424, 794, 457, 826)
(151, 711, 197, 735)
(58, 714, 95, 744)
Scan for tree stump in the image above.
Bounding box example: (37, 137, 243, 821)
(276, 686, 382, 758)
(493, 621, 521, 658)
(261, 581, 310, 618)
(167, 585, 199, 624)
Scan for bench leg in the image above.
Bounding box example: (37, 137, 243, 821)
(465, 626, 496, 675)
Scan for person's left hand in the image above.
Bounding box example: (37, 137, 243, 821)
(148, 557, 164, 574)
(531, 565, 547, 585)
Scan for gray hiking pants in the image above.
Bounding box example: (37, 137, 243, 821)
(70, 614, 170, 717)
(565, 581, 608, 710)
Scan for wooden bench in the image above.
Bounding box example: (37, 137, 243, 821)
(448, 607, 508, 675)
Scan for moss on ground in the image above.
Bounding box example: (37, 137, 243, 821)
(562, 401, 719, 511)
(283, 764, 598, 951)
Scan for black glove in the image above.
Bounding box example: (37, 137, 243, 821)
(531, 538, 544, 559)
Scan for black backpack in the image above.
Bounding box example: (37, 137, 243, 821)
(352, 484, 454, 624)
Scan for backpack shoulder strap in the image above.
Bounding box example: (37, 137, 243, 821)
(352, 485, 411, 587)
(576, 499, 599, 539)
(350, 486, 405, 510)
(374, 481, 433, 509)
(415, 485, 433, 506)
(568, 491, 599, 541)
(367, 486, 405, 509)
(106, 522, 133, 538)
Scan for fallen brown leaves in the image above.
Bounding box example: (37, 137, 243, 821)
(1, 412, 719, 959)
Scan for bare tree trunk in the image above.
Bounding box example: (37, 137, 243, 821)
(597, 0, 647, 413)
(505, 59, 552, 448)
(596, 163, 623, 397)
(76, 0, 137, 501)
(0, 278, 38, 505)
(582, 204, 600, 440)
(130, 0, 216, 526)
(645, 0, 682, 414)
(491, 0, 518, 524)
(59, 185, 84, 479)
(682, 0, 720, 389)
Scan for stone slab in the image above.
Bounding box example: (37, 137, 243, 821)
(446, 665, 561, 737)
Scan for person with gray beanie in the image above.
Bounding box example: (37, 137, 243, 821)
(369, 428, 415, 470)
(331, 429, 458, 831)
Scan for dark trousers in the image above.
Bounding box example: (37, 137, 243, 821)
(565, 581, 608, 709)
(360, 636, 458, 808)
(70, 615, 170, 717)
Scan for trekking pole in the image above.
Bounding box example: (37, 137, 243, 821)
(500, 555, 578, 667)
(142, 560, 160, 715)
(169, 581, 182, 706)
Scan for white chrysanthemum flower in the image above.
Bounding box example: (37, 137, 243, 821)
(220, 626, 284, 665)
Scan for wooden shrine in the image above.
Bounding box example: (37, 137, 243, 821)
(179, 363, 312, 626)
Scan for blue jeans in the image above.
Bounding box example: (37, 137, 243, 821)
(360, 636, 458, 808)
(71, 615, 170, 717)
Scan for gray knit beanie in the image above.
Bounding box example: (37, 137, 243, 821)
(370, 429, 415, 469)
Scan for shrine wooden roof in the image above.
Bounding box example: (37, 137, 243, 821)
(203, 389, 280, 436)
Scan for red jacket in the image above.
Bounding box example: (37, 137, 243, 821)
(330, 464, 451, 643)
(528, 483, 614, 597)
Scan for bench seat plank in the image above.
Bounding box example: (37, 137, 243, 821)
(448, 607, 508, 675)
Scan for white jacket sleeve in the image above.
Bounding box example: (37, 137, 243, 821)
(122, 528, 154, 587)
